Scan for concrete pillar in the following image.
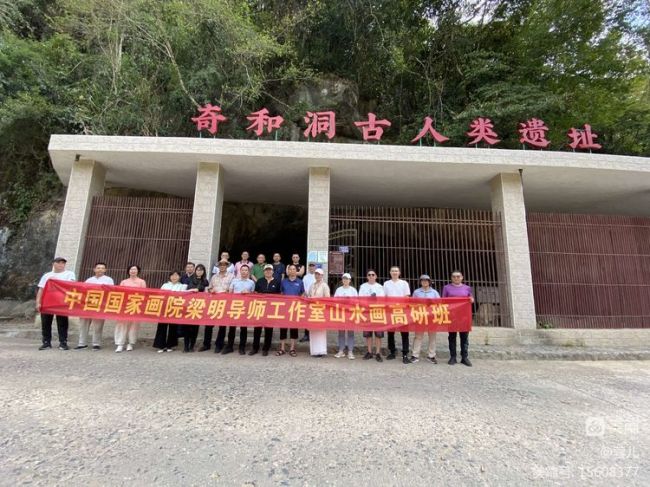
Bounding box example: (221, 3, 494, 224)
(54, 159, 105, 277)
(307, 167, 331, 276)
(187, 162, 224, 271)
(490, 173, 537, 329)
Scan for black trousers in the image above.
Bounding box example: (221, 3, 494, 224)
(448, 332, 469, 359)
(214, 326, 229, 350)
(280, 328, 298, 340)
(153, 323, 178, 349)
(41, 313, 68, 344)
(182, 325, 199, 351)
(202, 325, 213, 347)
(252, 327, 273, 352)
(387, 331, 410, 356)
(227, 326, 248, 352)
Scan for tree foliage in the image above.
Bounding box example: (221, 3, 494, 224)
(0, 0, 648, 223)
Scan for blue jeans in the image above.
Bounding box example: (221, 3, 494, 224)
(338, 330, 355, 352)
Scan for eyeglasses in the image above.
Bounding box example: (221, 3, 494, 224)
(367, 273, 376, 276)
(452, 275, 462, 278)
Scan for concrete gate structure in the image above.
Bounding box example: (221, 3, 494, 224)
(48, 135, 650, 332)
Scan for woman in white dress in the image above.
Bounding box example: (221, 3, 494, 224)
(307, 268, 330, 357)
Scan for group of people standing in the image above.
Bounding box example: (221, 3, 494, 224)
(35, 251, 473, 366)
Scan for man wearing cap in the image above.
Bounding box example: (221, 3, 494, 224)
(36, 257, 76, 350)
(333, 273, 358, 359)
(75, 262, 114, 351)
(205, 259, 234, 352)
(251, 264, 281, 356)
(359, 268, 385, 362)
(409, 274, 441, 363)
(299, 262, 317, 343)
(224, 264, 255, 355)
(383, 266, 412, 364)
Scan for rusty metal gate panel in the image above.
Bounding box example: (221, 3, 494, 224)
(528, 213, 650, 329)
(80, 196, 193, 288)
(329, 206, 510, 327)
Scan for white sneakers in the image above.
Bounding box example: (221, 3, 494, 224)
(115, 345, 124, 353)
(126, 344, 134, 351)
(335, 350, 356, 359)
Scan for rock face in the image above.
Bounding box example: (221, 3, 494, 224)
(286, 76, 361, 140)
(0, 202, 63, 301)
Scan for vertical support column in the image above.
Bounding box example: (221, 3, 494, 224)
(490, 173, 537, 329)
(188, 162, 224, 271)
(307, 167, 331, 276)
(55, 159, 105, 277)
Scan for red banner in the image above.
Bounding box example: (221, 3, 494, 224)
(41, 280, 472, 332)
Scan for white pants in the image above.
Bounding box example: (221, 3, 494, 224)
(114, 321, 139, 346)
(78, 318, 105, 346)
(412, 332, 437, 358)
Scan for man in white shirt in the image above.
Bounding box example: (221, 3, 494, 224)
(224, 264, 256, 355)
(359, 268, 385, 362)
(383, 266, 412, 364)
(75, 262, 114, 351)
(36, 257, 76, 350)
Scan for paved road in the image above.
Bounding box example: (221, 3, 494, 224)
(0, 336, 648, 486)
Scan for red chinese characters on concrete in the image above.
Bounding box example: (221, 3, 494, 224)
(567, 124, 602, 150)
(304, 111, 336, 140)
(411, 116, 449, 144)
(246, 108, 284, 136)
(191, 103, 228, 135)
(518, 118, 551, 149)
(354, 113, 391, 142)
(467, 117, 500, 146)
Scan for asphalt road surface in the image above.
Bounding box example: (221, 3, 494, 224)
(0, 336, 648, 486)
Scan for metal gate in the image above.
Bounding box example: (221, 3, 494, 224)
(80, 196, 193, 287)
(329, 206, 509, 327)
(528, 212, 650, 328)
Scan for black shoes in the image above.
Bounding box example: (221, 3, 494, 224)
(402, 355, 411, 364)
(39, 342, 52, 350)
(461, 357, 473, 367)
(363, 352, 373, 360)
(214, 347, 222, 354)
(58, 343, 69, 350)
(426, 356, 438, 364)
(74, 345, 88, 350)
(92, 345, 101, 351)
(221, 347, 233, 355)
(248, 349, 258, 356)
(375, 353, 383, 362)
(448, 356, 457, 365)
(262, 350, 269, 357)
(238, 349, 246, 355)
(386, 352, 396, 360)
(198, 346, 210, 352)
